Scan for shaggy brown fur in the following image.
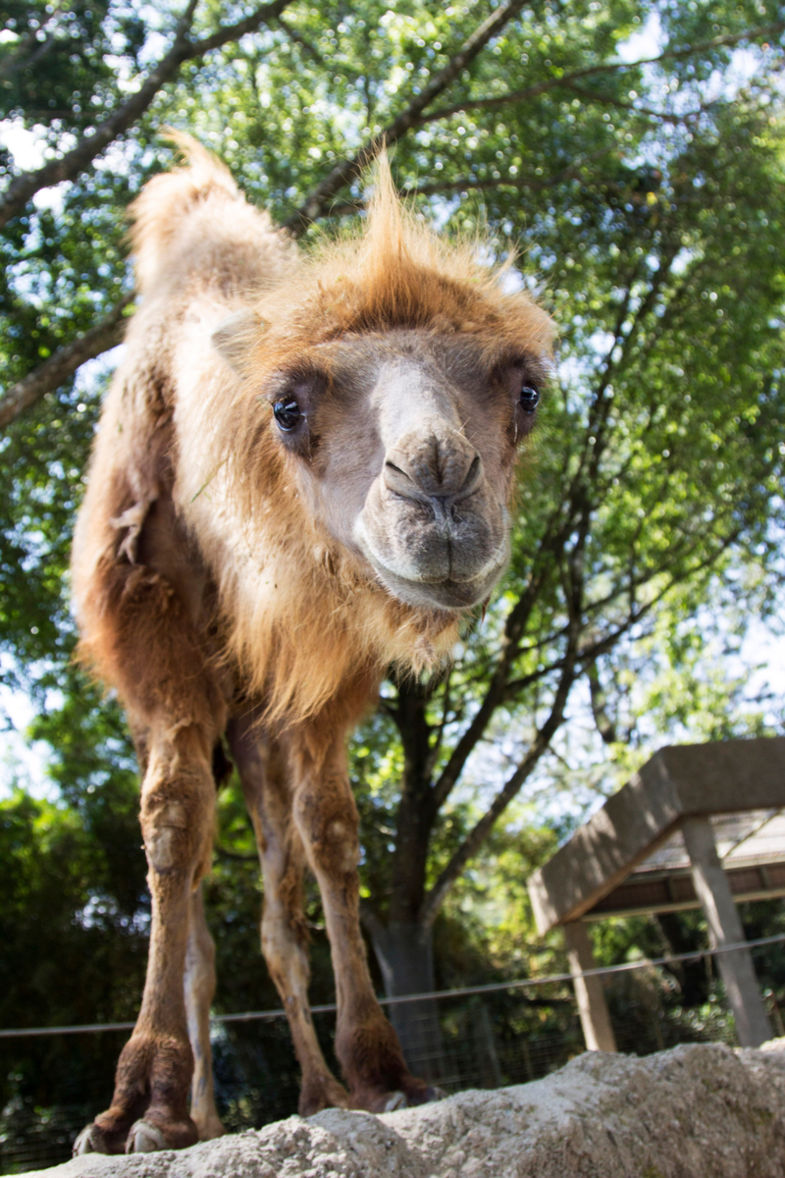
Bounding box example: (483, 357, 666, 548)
(70, 133, 554, 1155)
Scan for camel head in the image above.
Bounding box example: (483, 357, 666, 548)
(215, 156, 555, 614)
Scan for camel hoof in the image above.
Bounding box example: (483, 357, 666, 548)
(124, 1115, 199, 1153)
(300, 1077, 352, 1117)
(384, 1083, 445, 1111)
(72, 1126, 98, 1156)
(73, 1121, 128, 1156)
(126, 1120, 169, 1153)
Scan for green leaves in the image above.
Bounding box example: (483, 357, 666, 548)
(1, 0, 784, 1046)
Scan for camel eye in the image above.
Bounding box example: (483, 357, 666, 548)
(520, 384, 540, 413)
(273, 398, 302, 432)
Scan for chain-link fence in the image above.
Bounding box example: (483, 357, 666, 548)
(1, 938, 783, 1175)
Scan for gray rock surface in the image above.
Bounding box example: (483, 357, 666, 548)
(18, 1040, 785, 1178)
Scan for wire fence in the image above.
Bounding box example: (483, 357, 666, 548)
(1, 935, 784, 1175)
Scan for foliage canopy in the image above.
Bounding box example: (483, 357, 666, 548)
(1, 0, 784, 1108)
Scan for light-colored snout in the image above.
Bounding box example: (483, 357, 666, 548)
(356, 418, 509, 610)
(344, 349, 514, 611)
(383, 426, 483, 523)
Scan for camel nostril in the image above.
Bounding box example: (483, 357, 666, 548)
(384, 460, 417, 498)
(461, 455, 482, 496)
(384, 434, 483, 505)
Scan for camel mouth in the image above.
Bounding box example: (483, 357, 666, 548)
(353, 505, 511, 612)
(363, 544, 510, 612)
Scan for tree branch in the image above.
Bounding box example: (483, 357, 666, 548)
(565, 233, 683, 518)
(418, 21, 785, 126)
(273, 13, 329, 68)
(421, 501, 744, 926)
(0, 0, 296, 228)
(0, 24, 59, 83)
(559, 81, 720, 125)
(313, 147, 618, 220)
(503, 522, 744, 700)
(187, 0, 294, 56)
(0, 294, 133, 429)
(426, 665, 454, 781)
(420, 581, 583, 928)
(283, 0, 528, 233)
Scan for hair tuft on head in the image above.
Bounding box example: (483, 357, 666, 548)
(365, 148, 406, 258)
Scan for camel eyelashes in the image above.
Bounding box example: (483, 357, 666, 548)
(508, 362, 544, 442)
(273, 397, 303, 432)
(267, 369, 323, 439)
(520, 384, 540, 413)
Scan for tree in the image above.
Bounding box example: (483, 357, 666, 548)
(2, 0, 784, 1075)
(0, 782, 148, 1113)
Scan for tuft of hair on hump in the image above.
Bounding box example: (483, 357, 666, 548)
(128, 129, 241, 293)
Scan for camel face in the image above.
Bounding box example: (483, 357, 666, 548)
(263, 330, 544, 610)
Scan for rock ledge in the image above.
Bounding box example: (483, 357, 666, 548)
(19, 1040, 785, 1178)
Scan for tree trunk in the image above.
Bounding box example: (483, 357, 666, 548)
(367, 920, 446, 1083)
(364, 679, 447, 1080)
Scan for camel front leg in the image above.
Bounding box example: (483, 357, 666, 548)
(287, 728, 438, 1113)
(75, 725, 217, 1155)
(228, 715, 350, 1116)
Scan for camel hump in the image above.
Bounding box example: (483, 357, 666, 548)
(127, 130, 253, 295)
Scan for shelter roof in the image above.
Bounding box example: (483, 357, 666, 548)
(528, 737, 785, 934)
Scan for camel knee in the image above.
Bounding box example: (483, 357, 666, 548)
(261, 900, 309, 985)
(258, 844, 307, 973)
(142, 798, 193, 874)
(292, 780, 361, 879)
(140, 734, 216, 878)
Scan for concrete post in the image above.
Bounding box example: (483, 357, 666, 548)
(563, 919, 617, 1052)
(681, 815, 773, 1047)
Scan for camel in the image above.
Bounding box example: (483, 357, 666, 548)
(70, 133, 555, 1155)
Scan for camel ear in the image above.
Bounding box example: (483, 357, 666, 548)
(212, 308, 266, 372)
